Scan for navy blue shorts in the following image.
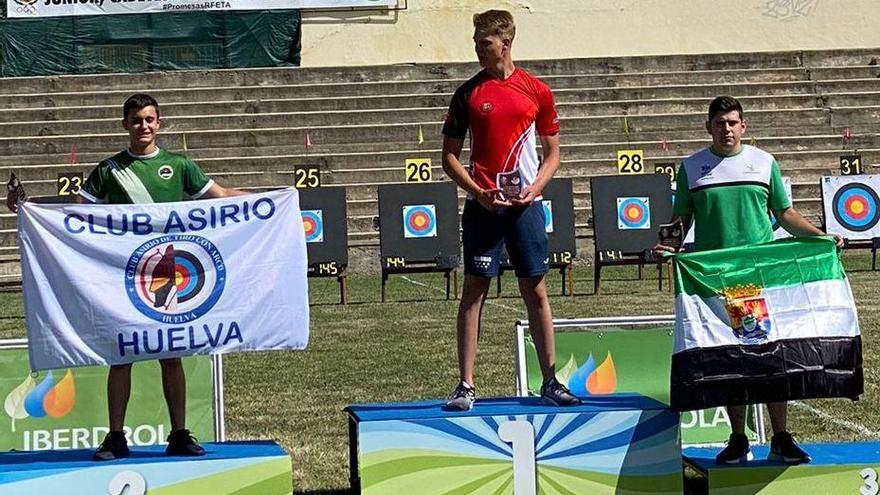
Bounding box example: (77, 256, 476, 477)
(462, 200, 549, 278)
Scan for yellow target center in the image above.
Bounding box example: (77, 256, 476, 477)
(414, 216, 426, 227)
(626, 207, 639, 220)
(175, 272, 183, 285)
(851, 200, 865, 215)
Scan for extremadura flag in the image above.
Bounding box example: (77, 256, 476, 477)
(670, 237, 863, 411)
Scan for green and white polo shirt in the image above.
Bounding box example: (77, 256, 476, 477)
(80, 148, 214, 205)
(674, 145, 792, 251)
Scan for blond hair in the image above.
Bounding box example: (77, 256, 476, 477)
(473, 10, 516, 42)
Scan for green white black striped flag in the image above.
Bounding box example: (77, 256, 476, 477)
(670, 237, 863, 411)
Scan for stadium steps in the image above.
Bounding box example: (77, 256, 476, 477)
(4, 79, 880, 123)
(0, 48, 879, 276)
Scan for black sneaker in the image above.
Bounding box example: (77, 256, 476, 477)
(445, 381, 476, 411)
(166, 429, 206, 456)
(768, 431, 811, 464)
(715, 433, 753, 464)
(540, 377, 581, 406)
(94, 431, 129, 461)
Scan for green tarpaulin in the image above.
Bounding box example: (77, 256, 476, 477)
(0, 11, 301, 76)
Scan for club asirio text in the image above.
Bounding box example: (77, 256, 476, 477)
(62, 197, 276, 236)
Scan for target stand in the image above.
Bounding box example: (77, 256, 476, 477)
(495, 178, 577, 296)
(299, 187, 349, 304)
(590, 175, 673, 294)
(377, 183, 461, 302)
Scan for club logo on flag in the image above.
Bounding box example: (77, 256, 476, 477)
(402, 204, 437, 238)
(722, 284, 771, 343)
(617, 197, 650, 229)
(301, 210, 324, 243)
(125, 234, 226, 324)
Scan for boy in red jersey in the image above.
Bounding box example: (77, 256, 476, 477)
(441, 10, 578, 410)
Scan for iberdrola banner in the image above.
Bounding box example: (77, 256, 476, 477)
(18, 188, 309, 371)
(670, 237, 863, 411)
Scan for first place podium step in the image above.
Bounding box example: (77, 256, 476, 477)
(0, 440, 292, 495)
(346, 394, 683, 495)
(685, 442, 880, 494)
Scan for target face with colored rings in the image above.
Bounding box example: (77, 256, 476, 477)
(403, 204, 437, 238)
(302, 209, 324, 243)
(617, 197, 651, 230)
(833, 183, 880, 232)
(542, 200, 554, 233)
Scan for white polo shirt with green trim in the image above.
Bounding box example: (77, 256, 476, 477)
(674, 145, 792, 251)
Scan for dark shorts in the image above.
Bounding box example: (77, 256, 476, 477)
(462, 200, 549, 278)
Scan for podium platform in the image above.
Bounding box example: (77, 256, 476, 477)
(684, 442, 880, 494)
(0, 440, 292, 494)
(346, 394, 682, 494)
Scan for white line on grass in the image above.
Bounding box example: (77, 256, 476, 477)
(400, 276, 523, 313)
(790, 400, 880, 437)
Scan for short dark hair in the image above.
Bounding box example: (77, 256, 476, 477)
(708, 96, 743, 121)
(123, 94, 160, 120)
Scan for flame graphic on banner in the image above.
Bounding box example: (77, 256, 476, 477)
(586, 352, 617, 394)
(11, 370, 76, 422)
(566, 354, 595, 396)
(23, 372, 56, 418)
(564, 352, 617, 396)
(42, 369, 75, 418)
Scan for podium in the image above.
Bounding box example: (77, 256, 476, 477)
(684, 442, 880, 494)
(0, 440, 292, 494)
(346, 394, 682, 494)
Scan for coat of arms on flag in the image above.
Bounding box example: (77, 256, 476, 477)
(722, 284, 771, 343)
(670, 237, 863, 412)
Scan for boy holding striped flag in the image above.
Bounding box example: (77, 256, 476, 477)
(655, 96, 850, 465)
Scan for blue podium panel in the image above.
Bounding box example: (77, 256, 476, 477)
(0, 440, 292, 494)
(346, 394, 682, 494)
(685, 442, 880, 494)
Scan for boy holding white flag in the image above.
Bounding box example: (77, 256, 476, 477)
(7, 94, 250, 461)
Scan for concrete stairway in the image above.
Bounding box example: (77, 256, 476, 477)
(1, 48, 879, 279)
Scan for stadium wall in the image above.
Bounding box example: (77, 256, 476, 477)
(300, 0, 880, 67)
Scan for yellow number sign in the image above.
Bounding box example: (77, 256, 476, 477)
(617, 150, 645, 175)
(405, 158, 432, 182)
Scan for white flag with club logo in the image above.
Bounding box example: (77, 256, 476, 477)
(18, 188, 309, 370)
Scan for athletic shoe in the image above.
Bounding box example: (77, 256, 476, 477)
(768, 431, 811, 464)
(94, 431, 130, 461)
(165, 429, 206, 456)
(715, 433, 753, 464)
(540, 377, 581, 406)
(445, 381, 476, 411)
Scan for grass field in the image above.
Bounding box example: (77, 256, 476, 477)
(0, 252, 877, 493)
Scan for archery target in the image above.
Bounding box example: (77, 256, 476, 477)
(617, 197, 651, 230)
(171, 251, 205, 304)
(770, 177, 793, 239)
(301, 209, 324, 243)
(542, 200, 554, 233)
(403, 204, 437, 238)
(823, 175, 880, 239)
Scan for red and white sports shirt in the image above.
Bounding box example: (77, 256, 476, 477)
(442, 68, 560, 197)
